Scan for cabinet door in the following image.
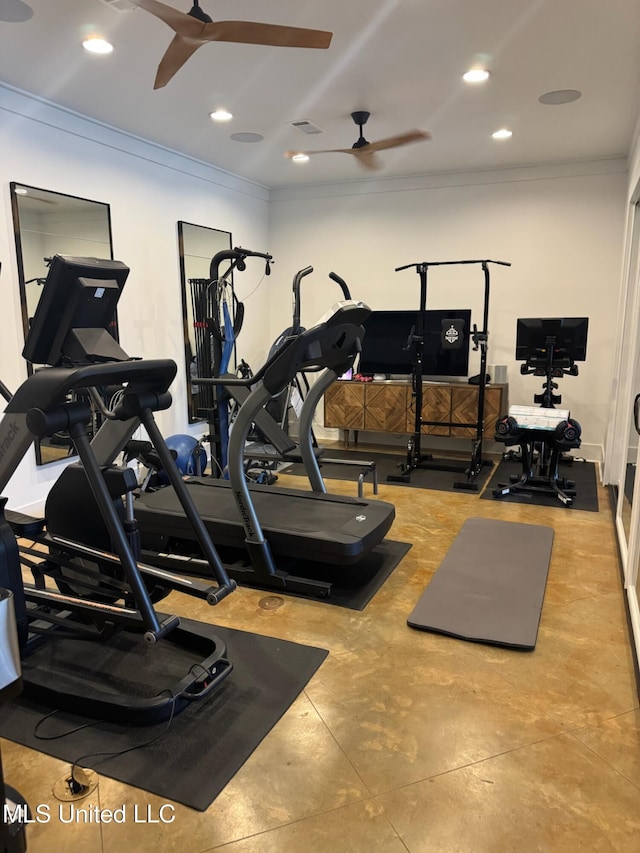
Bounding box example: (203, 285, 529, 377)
(324, 382, 365, 430)
(450, 385, 503, 437)
(364, 383, 408, 432)
(419, 385, 452, 435)
(482, 386, 504, 436)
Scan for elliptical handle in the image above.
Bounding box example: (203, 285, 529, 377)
(292, 266, 314, 334)
(328, 271, 351, 300)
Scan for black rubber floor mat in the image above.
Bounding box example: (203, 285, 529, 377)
(482, 458, 599, 511)
(0, 621, 328, 811)
(286, 450, 495, 493)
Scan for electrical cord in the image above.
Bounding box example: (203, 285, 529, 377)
(33, 689, 178, 789)
(34, 709, 105, 741)
(70, 692, 176, 781)
(108, 387, 126, 412)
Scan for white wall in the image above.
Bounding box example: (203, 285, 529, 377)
(603, 117, 640, 484)
(0, 85, 271, 511)
(269, 162, 628, 459)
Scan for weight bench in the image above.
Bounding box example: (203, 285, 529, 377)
(311, 454, 378, 497)
(493, 405, 582, 506)
(244, 442, 378, 498)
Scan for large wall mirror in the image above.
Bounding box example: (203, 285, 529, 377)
(178, 221, 232, 423)
(10, 182, 114, 465)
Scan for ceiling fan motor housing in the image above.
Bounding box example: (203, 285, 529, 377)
(351, 111, 371, 148)
(188, 2, 213, 23)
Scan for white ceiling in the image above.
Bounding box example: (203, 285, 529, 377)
(1, 0, 640, 188)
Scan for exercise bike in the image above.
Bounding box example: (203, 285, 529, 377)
(493, 317, 588, 506)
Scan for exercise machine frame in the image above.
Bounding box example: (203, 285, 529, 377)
(388, 259, 510, 489)
(493, 316, 587, 505)
(0, 254, 237, 724)
(240, 266, 378, 496)
(192, 246, 272, 476)
(186, 300, 384, 596)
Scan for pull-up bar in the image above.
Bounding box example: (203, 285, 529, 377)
(388, 258, 511, 490)
(395, 259, 511, 271)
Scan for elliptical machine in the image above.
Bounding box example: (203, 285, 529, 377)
(0, 254, 236, 724)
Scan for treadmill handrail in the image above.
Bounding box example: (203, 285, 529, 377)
(196, 301, 371, 396)
(196, 336, 297, 389)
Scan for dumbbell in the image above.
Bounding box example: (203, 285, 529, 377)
(495, 415, 519, 437)
(554, 418, 581, 443)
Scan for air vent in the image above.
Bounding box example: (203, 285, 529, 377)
(97, 0, 136, 11)
(289, 120, 323, 136)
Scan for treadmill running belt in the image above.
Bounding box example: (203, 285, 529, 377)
(135, 477, 395, 565)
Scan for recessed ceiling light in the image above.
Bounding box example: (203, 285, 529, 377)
(492, 128, 513, 140)
(14, 187, 28, 195)
(210, 109, 233, 122)
(230, 132, 264, 143)
(463, 68, 490, 84)
(538, 89, 582, 105)
(82, 37, 114, 55)
(291, 153, 310, 163)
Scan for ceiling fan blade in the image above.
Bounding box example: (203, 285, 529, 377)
(285, 147, 354, 159)
(154, 33, 204, 88)
(129, 0, 203, 36)
(363, 130, 431, 153)
(351, 150, 382, 170)
(285, 147, 381, 170)
(0, 0, 33, 23)
(202, 20, 332, 48)
(286, 118, 429, 169)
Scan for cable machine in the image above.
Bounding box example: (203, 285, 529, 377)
(190, 246, 272, 476)
(388, 258, 510, 490)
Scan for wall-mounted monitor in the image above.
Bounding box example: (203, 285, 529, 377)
(358, 309, 472, 378)
(515, 317, 589, 363)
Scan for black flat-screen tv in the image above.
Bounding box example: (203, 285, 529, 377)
(358, 309, 472, 378)
(515, 317, 589, 363)
(23, 254, 129, 366)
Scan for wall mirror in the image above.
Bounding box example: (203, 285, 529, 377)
(10, 182, 114, 465)
(178, 221, 232, 423)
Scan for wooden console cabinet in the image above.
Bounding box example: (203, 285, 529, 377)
(323, 380, 508, 444)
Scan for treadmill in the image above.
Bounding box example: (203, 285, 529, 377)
(129, 299, 396, 598)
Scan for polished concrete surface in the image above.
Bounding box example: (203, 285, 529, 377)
(3, 454, 639, 852)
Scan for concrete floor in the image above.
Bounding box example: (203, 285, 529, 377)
(3, 456, 639, 852)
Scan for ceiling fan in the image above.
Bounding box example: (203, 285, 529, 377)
(0, 0, 33, 23)
(285, 111, 431, 171)
(129, 0, 333, 89)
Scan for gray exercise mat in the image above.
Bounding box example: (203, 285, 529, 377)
(408, 517, 554, 649)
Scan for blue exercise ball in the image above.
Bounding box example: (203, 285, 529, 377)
(163, 434, 207, 477)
